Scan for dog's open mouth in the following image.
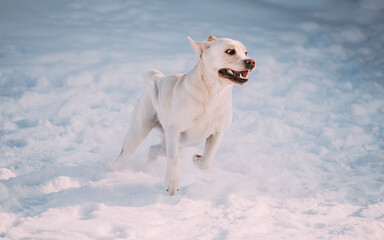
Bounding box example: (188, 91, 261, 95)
(218, 69, 249, 84)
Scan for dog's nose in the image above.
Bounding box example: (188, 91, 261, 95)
(244, 59, 255, 70)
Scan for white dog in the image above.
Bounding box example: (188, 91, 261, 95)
(112, 35, 255, 195)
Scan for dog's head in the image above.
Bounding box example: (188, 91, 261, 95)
(188, 35, 255, 85)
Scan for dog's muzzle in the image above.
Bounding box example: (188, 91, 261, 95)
(244, 59, 255, 70)
(218, 58, 255, 85)
(218, 68, 250, 85)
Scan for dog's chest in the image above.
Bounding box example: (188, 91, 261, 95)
(180, 98, 232, 147)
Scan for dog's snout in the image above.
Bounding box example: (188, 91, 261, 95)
(244, 59, 255, 70)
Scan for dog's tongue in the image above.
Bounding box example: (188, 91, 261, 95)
(241, 71, 249, 78)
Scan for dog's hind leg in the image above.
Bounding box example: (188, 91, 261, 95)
(148, 139, 166, 162)
(148, 130, 167, 162)
(111, 95, 156, 171)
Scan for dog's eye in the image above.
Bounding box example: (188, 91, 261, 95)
(245, 52, 248, 56)
(225, 49, 236, 55)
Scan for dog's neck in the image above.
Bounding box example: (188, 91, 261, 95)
(186, 60, 232, 102)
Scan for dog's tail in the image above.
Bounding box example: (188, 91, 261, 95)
(145, 70, 163, 83)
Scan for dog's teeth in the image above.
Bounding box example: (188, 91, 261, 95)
(227, 69, 233, 75)
(240, 71, 248, 79)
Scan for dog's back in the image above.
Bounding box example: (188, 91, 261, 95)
(146, 70, 185, 112)
(145, 70, 163, 83)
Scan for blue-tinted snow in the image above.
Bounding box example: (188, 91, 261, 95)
(1, 0, 383, 239)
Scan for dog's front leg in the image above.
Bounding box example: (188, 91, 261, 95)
(193, 132, 224, 170)
(165, 126, 180, 195)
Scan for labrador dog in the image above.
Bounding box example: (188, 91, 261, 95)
(112, 35, 255, 195)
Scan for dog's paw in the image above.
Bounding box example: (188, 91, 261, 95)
(165, 171, 180, 196)
(110, 156, 126, 172)
(193, 154, 209, 170)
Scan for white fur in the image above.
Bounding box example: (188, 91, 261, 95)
(111, 36, 255, 195)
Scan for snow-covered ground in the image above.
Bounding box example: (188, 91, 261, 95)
(1, 0, 384, 239)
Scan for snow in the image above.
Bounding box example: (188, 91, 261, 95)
(1, 0, 384, 239)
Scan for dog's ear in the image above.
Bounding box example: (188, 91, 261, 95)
(208, 35, 217, 42)
(188, 36, 210, 57)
